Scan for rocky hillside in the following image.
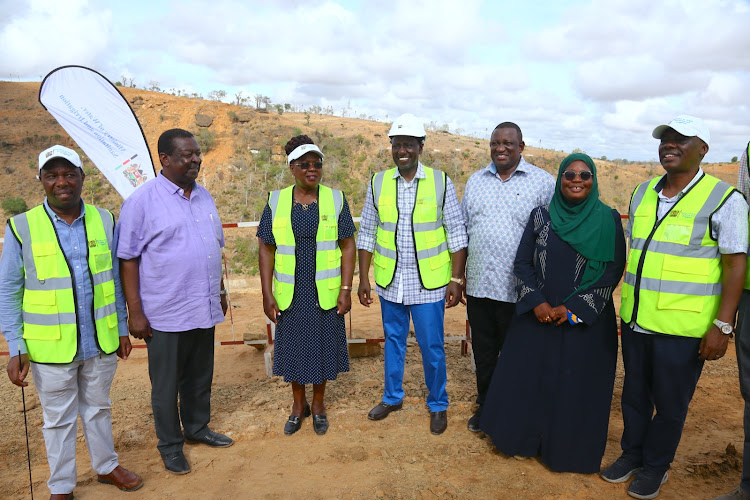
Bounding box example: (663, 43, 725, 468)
(0, 81, 741, 273)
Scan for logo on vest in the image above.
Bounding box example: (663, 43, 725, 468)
(668, 210, 696, 220)
(88, 239, 107, 248)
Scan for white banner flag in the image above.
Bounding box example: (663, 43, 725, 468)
(39, 65, 155, 199)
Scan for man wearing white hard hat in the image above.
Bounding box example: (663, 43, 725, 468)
(357, 114, 468, 435)
(0, 145, 142, 498)
(601, 116, 747, 499)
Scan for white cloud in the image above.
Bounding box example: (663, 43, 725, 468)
(0, 0, 113, 77)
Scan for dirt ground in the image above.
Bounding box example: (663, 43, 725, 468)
(0, 280, 745, 500)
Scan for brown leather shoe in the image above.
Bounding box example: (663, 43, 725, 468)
(430, 410, 447, 435)
(368, 401, 403, 420)
(97, 464, 144, 492)
(49, 494, 74, 500)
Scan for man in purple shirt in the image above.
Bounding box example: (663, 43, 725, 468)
(118, 129, 232, 475)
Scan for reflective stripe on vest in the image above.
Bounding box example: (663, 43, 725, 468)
(9, 204, 120, 363)
(269, 185, 342, 311)
(372, 166, 451, 290)
(620, 174, 736, 337)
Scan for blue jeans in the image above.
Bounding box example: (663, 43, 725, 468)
(380, 298, 449, 412)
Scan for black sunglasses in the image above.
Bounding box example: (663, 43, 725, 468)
(292, 161, 323, 170)
(562, 170, 592, 181)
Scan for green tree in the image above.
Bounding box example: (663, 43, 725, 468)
(2, 197, 27, 216)
(196, 129, 217, 152)
(732, 156, 739, 163)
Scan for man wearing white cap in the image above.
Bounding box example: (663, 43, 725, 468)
(357, 114, 468, 434)
(601, 116, 747, 499)
(0, 145, 142, 498)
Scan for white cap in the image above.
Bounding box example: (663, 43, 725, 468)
(652, 115, 710, 146)
(38, 145, 82, 172)
(388, 114, 427, 139)
(287, 144, 324, 165)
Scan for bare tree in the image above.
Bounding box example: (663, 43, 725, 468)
(235, 91, 244, 106)
(207, 89, 227, 102)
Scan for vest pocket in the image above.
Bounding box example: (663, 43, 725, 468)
(373, 252, 388, 269)
(22, 290, 62, 340)
(91, 248, 113, 273)
(31, 242, 58, 280)
(23, 323, 61, 340)
(661, 222, 692, 245)
(657, 255, 709, 313)
(429, 250, 450, 270)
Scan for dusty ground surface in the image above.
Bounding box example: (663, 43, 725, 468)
(0, 280, 745, 500)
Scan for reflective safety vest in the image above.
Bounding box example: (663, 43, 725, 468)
(620, 174, 737, 337)
(9, 204, 120, 363)
(269, 185, 343, 311)
(372, 166, 451, 290)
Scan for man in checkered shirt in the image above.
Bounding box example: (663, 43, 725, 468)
(357, 114, 468, 435)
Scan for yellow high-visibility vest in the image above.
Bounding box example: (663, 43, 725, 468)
(9, 204, 119, 363)
(372, 166, 451, 290)
(269, 185, 343, 311)
(620, 174, 736, 337)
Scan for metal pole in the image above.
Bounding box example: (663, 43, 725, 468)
(19, 348, 33, 499)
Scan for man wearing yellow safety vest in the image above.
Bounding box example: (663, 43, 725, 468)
(357, 113, 468, 435)
(715, 143, 750, 500)
(600, 116, 747, 500)
(0, 145, 143, 499)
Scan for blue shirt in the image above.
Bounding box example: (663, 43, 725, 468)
(461, 158, 555, 303)
(0, 200, 128, 360)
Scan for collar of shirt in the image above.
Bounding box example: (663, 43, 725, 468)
(653, 167, 704, 201)
(43, 198, 86, 224)
(157, 171, 199, 199)
(485, 156, 531, 179)
(391, 162, 426, 182)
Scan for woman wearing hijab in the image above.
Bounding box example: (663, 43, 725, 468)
(479, 153, 626, 473)
(257, 134, 355, 436)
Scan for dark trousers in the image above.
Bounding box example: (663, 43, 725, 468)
(736, 290, 750, 492)
(146, 327, 215, 455)
(620, 322, 704, 474)
(467, 296, 515, 406)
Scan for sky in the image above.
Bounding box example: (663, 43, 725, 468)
(1, 0, 749, 163)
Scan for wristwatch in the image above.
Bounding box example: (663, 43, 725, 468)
(450, 277, 465, 286)
(713, 318, 734, 335)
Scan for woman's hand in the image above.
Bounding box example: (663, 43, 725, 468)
(337, 289, 352, 315)
(263, 295, 281, 324)
(550, 305, 569, 326)
(533, 302, 555, 324)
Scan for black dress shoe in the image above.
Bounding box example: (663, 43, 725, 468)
(161, 451, 191, 475)
(312, 414, 329, 435)
(467, 406, 483, 433)
(368, 401, 403, 421)
(186, 430, 234, 447)
(430, 411, 447, 435)
(284, 404, 311, 435)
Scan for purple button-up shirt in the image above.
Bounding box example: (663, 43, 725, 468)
(116, 173, 225, 332)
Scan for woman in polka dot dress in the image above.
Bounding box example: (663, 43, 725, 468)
(257, 135, 355, 436)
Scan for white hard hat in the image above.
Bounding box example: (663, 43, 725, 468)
(388, 114, 426, 139)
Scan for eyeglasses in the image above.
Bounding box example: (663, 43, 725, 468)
(562, 170, 593, 181)
(292, 161, 323, 170)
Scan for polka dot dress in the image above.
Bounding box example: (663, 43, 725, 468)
(257, 190, 355, 385)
